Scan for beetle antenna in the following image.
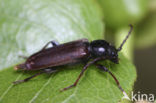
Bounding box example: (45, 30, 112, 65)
(117, 24, 133, 52)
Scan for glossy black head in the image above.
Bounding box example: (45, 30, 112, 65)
(89, 25, 133, 63)
(89, 40, 119, 63)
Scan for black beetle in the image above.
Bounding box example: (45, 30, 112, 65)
(13, 24, 133, 98)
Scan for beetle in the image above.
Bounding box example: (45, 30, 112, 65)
(13, 24, 133, 98)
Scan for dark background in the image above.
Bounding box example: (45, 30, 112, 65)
(134, 45, 156, 96)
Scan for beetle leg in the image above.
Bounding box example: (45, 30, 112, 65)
(13, 68, 58, 84)
(13, 71, 44, 84)
(41, 40, 59, 51)
(18, 41, 59, 59)
(95, 63, 129, 99)
(60, 57, 103, 92)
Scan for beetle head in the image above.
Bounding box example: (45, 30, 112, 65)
(89, 24, 133, 64)
(89, 40, 119, 64)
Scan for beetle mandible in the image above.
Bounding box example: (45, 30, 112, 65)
(13, 24, 133, 98)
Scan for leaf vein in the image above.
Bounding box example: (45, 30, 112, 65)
(29, 75, 53, 103)
(0, 74, 23, 101)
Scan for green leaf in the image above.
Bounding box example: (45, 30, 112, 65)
(0, 0, 104, 70)
(0, 0, 136, 103)
(0, 54, 136, 103)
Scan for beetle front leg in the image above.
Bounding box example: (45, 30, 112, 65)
(95, 63, 124, 92)
(41, 40, 59, 51)
(95, 63, 130, 99)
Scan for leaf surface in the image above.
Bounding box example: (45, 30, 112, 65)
(0, 0, 136, 103)
(0, 0, 103, 70)
(0, 55, 136, 103)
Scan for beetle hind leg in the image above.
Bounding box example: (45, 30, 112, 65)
(13, 71, 44, 84)
(13, 68, 58, 85)
(41, 40, 59, 51)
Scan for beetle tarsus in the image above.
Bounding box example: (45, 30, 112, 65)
(60, 84, 75, 92)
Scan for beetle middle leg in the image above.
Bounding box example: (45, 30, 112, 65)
(60, 57, 103, 92)
(13, 68, 58, 84)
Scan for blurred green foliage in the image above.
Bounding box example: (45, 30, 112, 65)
(97, 0, 148, 29)
(135, 12, 156, 49)
(97, 0, 156, 59)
